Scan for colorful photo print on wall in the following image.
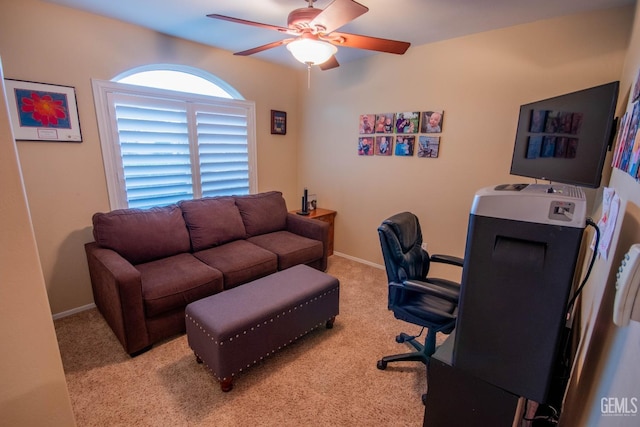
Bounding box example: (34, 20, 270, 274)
(420, 111, 444, 133)
(375, 136, 394, 155)
(417, 136, 440, 158)
(375, 113, 395, 133)
(358, 136, 374, 156)
(633, 68, 640, 102)
(394, 135, 415, 156)
(395, 112, 420, 134)
(359, 114, 375, 134)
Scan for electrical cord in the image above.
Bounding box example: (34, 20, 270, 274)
(522, 399, 559, 425)
(524, 219, 599, 426)
(566, 218, 600, 313)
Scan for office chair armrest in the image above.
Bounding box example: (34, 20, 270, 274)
(401, 279, 459, 303)
(425, 277, 461, 294)
(430, 254, 464, 267)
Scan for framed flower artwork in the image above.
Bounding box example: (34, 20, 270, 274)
(4, 79, 82, 142)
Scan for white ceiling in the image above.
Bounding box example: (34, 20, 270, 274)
(44, 0, 635, 69)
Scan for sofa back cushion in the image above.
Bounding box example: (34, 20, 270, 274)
(179, 197, 247, 251)
(235, 191, 288, 237)
(92, 204, 191, 265)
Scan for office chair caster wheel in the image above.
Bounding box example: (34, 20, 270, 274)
(395, 334, 404, 343)
(377, 359, 387, 370)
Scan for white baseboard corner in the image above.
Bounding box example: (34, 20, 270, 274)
(52, 303, 96, 320)
(333, 251, 385, 270)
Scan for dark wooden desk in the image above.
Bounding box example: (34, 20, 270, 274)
(423, 332, 522, 426)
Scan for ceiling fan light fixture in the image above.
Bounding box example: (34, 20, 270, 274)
(286, 38, 337, 66)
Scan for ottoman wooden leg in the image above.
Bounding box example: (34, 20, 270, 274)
(220, 378, 233, 392)
(326, 316, 336, 329)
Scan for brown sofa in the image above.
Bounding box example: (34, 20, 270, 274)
(84, 191, 329, 356)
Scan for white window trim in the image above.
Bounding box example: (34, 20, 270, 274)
(92, 79, 257, 210)
(113, 64, 244, 100)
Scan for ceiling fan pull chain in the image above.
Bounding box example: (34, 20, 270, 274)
(307, 62, 312, 89)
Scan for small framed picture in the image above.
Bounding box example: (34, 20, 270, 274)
(421, 111, 444, 133)
(359, 114, 375, 134)
(375, 113, 395, 134)
(394, 135, 415, 156)
(395, 112, 420, 134)
(271, 110, 287, 135)
(358, 136, 374, 156)
(375, 135, 393, 155)
(417, 136, 440, 158)
(307, 193, 317, 211)
(4, 79, 82, 142)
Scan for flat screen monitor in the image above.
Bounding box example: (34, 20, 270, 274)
(510, 81, 619, 188)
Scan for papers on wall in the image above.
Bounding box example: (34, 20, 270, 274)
(592, 187, 620, 260)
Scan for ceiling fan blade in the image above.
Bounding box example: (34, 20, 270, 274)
(310, 0, 368, 34)
(329, 32, 410, 54)
(207, 14, 294, 34)
(234, 39, 293, 56)
(320, 55, 340, 71)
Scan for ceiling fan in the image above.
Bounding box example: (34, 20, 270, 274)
(207, 0, 411, 70)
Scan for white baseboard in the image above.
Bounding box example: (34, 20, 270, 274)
(52, 303, 96, 320)
(333, 251, 385, 270)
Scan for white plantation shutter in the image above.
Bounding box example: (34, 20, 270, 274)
(112, 95, 193, 209)
(195, 105, 251, 198)
(93, 79, 256, 210)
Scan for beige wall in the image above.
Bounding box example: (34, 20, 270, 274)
(300, 7, 632, 280)
(0, 60, 76, 426)
(562, 2, 640, 425)
(0, 0, 303, 314)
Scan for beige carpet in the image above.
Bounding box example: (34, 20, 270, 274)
(55, 256, 444, 426)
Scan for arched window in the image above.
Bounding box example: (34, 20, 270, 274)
(114, 64, 242, 99)
(92, 65, 256, 210)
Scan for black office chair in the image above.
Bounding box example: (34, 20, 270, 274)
(376, 212, 463, 371)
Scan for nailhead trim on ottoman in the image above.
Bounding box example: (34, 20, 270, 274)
(185, 264, 340, 391)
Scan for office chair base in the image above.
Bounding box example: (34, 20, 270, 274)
(376, 330, 437, 370)
(377, 350, 429, 370)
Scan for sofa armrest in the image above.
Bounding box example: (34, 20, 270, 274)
(286, 213, 330, 271)
(84, 242, 149, 355)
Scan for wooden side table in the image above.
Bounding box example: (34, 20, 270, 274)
(291, 208, 336, 256)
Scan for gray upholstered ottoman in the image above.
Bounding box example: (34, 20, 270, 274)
(185, 264, 340, 391)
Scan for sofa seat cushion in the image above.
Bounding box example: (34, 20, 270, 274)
(137, 253, 224, 318)
(92, 204, 191, 265)
(194, 240, 277, 290)
(179, 197, 247, 251)
(235, 191, 288, 237)
(248, 231, 324, 270)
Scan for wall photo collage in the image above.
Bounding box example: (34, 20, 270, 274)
(358, 111, 444, 158)
(612, 67, 640, 180)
